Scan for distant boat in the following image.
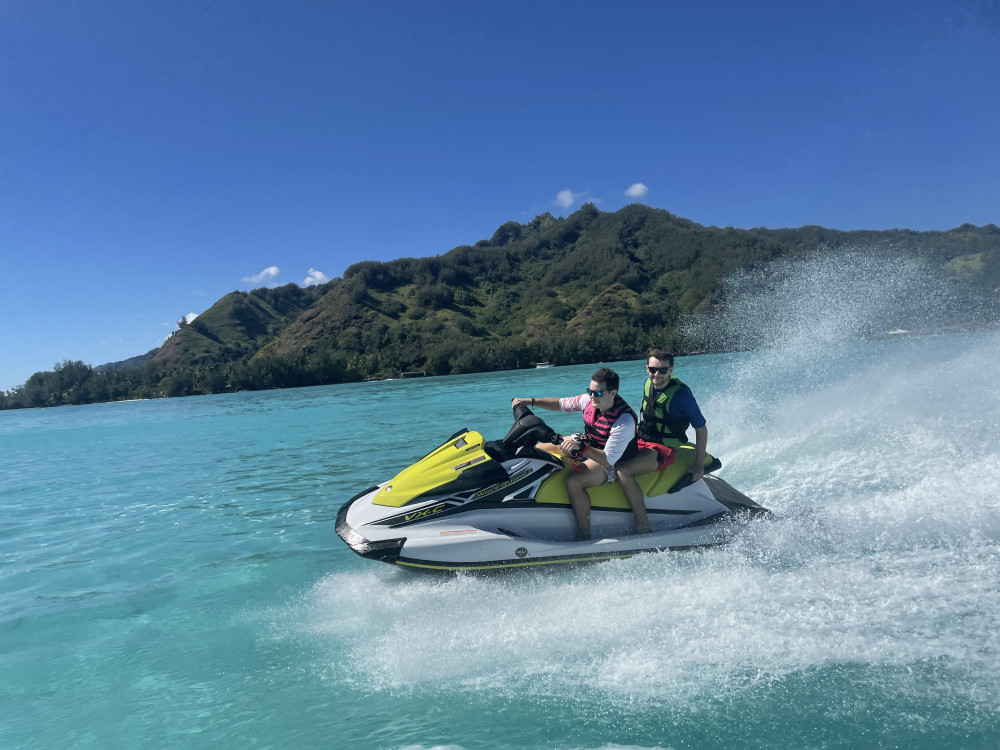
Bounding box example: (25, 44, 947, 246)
(535, 362, 554, 369)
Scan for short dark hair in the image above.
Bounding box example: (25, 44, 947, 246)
(647, 349, 674, 367)
(592, 367, 619, 391)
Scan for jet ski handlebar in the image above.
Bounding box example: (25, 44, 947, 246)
(503, 403, 562, 453)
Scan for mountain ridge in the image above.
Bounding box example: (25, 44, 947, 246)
(4, 204, 998, 408)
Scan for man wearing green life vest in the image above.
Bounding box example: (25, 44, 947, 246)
(615, 349, 708, 534)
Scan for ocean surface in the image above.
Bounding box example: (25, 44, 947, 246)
(3, 325, 1000, 749)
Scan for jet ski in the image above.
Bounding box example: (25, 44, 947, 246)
(336, 404, 768, 572)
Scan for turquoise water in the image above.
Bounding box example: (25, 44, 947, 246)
(3, 330, 1000, 749)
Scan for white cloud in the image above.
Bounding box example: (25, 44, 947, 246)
(303, 268, 329, 287)
(626, 182, 649, 199)
(555, 189, 580, 210)
(183, 312, 198, 324)
(243, 266, 280, 284)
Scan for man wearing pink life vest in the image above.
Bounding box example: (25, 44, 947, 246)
(512, 367, 639, 541)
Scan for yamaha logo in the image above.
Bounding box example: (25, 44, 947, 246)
(515, 547, 528, 558)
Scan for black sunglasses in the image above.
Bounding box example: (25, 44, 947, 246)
(647, 366, 671, 374)
(586, 388, 605, 398)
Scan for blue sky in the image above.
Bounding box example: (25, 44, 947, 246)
(2, 0, 999, 391)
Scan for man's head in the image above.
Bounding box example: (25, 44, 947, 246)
(646, 349, 674, 389)
(588, 367, 619, 411)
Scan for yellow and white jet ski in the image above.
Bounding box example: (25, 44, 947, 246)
(335, 405, 768, 572)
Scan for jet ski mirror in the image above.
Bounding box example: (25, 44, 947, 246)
(503, 404, 560, 452)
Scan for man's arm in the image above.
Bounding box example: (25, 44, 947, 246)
(512, 396, 562, 411)
(690, 425, 708, 482)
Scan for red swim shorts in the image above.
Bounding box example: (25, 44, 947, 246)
(637, 439, 675, 471)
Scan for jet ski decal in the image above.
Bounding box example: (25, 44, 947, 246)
(473, 468, 534, 499)
(374, 501, 461, 527)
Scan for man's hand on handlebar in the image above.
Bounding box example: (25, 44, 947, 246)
(560, 435, 587, 459)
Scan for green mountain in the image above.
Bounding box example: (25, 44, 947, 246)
(152, 283, 332, 368)
(248, 204, 1000, 375)
(4, 204, 998, 409)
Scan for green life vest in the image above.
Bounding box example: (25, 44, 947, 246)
(638, 377, 692, 449)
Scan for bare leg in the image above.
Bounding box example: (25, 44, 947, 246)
(615, 449, 660, 534)
(565, 461, 609, 540)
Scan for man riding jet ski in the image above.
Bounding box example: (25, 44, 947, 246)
(511, 367, 641, 541)
(335, 401, 768, 572)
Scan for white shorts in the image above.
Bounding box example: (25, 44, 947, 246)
(599, 463, 617, 486)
